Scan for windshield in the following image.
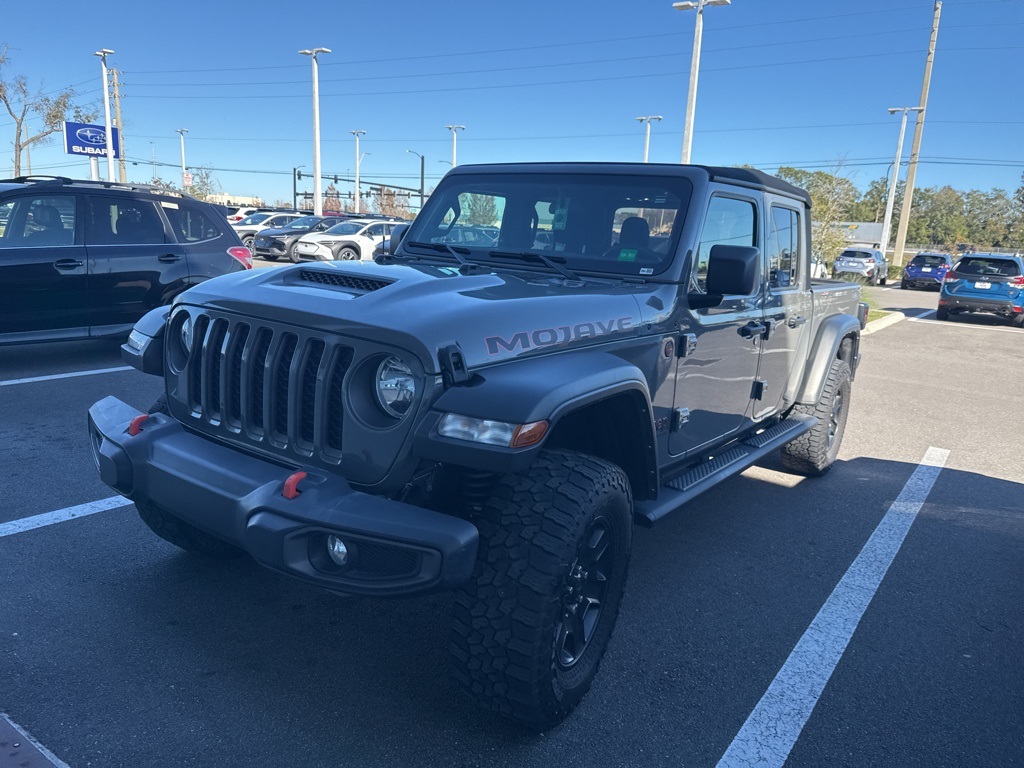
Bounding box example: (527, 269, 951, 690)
(325, 222, 364, 236)
(402, 172, 692, 276)
(238, 212, 270, 226)
(911, 254, 949, 267)
(284, 216, 322, 229)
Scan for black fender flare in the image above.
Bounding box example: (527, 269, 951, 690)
(795, 314, 861, 405)
(121, 306, 170, 376)
(413, 350, 657, 488)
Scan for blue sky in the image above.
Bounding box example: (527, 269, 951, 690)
(3, 0, 1022, 206)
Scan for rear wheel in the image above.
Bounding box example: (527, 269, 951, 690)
(780, 358, 852, 477)
(1012, 312, 1024, 328)
(901, 278, 909, 290)
(936, 306, 950, 321)
(868, 271, 878, 286)
(450, 449, 632, 730)
(879, 272, 887, 286)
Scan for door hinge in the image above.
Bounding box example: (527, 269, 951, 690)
(671, 407, 690, 431)
(752, 379, 768, 400)
(677, 333, 698, 357)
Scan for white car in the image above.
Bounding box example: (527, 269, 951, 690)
(294, 219, 404, 261)
(226, 206, 264, 223)
(232, 212, 304, 252)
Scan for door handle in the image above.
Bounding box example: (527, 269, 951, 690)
(158, 253, 182, 263)
(788, 315, 808, 328)
(738, 321, 768, 339)
(54, 259, 83, 270)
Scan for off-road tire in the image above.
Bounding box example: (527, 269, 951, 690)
(135, 394, 242, 559)
(936, 306, 950, 321)
(450, 449, 632, 730)
(780, 358, 852, 477)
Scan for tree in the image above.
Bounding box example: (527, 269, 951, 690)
(1, 44, 98, 176)
(776, 163, 857, 265)
(324, 183, 341, 213)
(464, 193, 498, 226)
(371, 186, 411, 219)
(186, 166, 219, 201)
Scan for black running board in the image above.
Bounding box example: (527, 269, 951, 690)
(633, 414, 817, 527)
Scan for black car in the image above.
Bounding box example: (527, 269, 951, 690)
(0, 176, 252, 346)
(252, 215, 347, 262)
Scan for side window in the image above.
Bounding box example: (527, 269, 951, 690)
(768, 206, 801, 290)
(693, 196, 756, 292)
(0, 195, 76, 248)
(165, 204, 223, 243)
(86, 196, 166, 245)
(365, 224, 385, 238)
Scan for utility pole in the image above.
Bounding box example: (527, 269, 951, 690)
(407, 150, 426, 211)
(111, 68, 126, 183)
(93, 49, 116, 182)
(636, 116, 663, 162)
(673, 0, 730, 165)
(880, 106, 923, 255)
(351, 130, 365, 214)
(293, 166, 305, 211)
(446, 125, 465, 167)
(176, 128, 188, 190)
(892, 1, 942, 267)
(299, 47, 331, 216)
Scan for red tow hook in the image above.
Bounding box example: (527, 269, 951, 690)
(282, 471, 307, 500)
(128, 414, 150, 436)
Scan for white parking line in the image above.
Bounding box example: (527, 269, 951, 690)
(0, 366, 132, 387)
(717, 446, 949, 768)
(0, 496, 130, 538)
(0, 714, 72, 768)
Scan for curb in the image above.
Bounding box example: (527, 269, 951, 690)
(862, 311, 906, 336)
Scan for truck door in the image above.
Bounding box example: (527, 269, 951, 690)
(755, 200, 813, 419)
(670, 193, 763, 457)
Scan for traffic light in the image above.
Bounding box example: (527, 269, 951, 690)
(296, 170, 303, 180)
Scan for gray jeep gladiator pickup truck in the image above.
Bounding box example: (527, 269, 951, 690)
(89, 163, 867, 729)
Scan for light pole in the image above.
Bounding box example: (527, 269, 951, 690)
(175, 129, 188, 189)
(636, 116, 663, 163)
(446, 125, 465, 167)
(350, 130, 366, 213)
(299, 47, 331, 216)
(93, 48, 115, 181)
(406, 150, 426, 210)
(673, 0, 730, 164)
(880, 106, 924, 255)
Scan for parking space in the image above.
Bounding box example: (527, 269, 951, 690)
(1, 309, 1021, 767)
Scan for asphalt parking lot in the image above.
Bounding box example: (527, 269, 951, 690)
(1, 283, 1021, 768)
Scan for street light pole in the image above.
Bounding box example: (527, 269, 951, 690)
(446, 125, 465, 167)
(635, 116, 663, 162)
(892, 1, 942, 267)
(175, 129, 188, 189)
(673, 0, 730, 164)
(93, 48, 115, 181)
(407, 150, 425, 210)
(880, 106, 923, 255)
(299, 47, 331, 216)
(351, 130, 366, 214)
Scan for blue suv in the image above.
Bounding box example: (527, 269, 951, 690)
(938, 253, 1024, 326)
(902, 251, 953, 290)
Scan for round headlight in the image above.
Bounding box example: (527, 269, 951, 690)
(374, 356, 416, 418)
(180, 314, 194, 355)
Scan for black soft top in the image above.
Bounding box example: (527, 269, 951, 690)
(445, 162, 811, 208)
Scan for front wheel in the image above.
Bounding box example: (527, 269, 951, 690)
(780, 357, 852, 476)
(337, 246, 359, 261)
(450, 449, 632, 730)
(242, 236, 255, 253)
(287, 243, 301, 263)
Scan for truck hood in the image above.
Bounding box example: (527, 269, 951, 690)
(175, 261, 657, 373)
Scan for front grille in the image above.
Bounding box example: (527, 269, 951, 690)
(180, 314, 354, 463)
(299, 269, 393, 293)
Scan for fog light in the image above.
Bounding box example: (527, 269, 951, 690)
(327, 535, 349, 566)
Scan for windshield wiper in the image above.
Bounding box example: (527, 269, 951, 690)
(406, 241, 490, 274)
(487, 250, 580, 281)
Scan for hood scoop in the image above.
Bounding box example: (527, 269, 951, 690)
(298, 269, 394, 294)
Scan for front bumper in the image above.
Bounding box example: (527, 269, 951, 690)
(253, 240, 287, 259)
(88, 396, 478, 596)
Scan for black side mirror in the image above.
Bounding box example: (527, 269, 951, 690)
(705, 245, 759, 296)
(389, 223, 410, 253)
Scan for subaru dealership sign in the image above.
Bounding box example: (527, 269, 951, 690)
(63, 121, 120, 159)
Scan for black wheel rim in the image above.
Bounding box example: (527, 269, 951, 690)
(556, 518, 615, 670)
(828, 389, 845, 450)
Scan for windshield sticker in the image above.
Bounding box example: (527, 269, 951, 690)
(639, 267, 654, 275)
(618, 249, 638, 262)
(552, 208, 569, 231)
